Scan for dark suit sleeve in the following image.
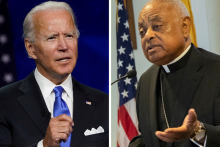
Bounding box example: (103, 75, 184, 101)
(0, 111, 12, 146)
(0, 108, 40, 147)
(129, 135, 145, 147)
(129, 75, 145, 147)
(204, 83, 220, 147)
(204, 124, 220, 147)
(28, 143, 38, 147)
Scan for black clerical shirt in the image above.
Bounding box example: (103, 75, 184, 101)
(157, 47, 192, 147)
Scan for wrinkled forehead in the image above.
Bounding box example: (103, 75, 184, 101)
(138, 2, 175, 26)
(33, 9, 73, 22)
(33, 9, 75, 29)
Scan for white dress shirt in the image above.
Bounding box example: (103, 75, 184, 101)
(34, 68, 73, 147)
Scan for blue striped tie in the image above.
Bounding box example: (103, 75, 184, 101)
(53, 86, 71, 147)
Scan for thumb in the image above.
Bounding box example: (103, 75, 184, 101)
(188, 109, 197, 122)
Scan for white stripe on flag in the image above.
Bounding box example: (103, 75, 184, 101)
(117, 120, 130, 147)
(124, 98, 140, 134)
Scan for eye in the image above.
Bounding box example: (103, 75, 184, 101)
(48, 36, 55, 40)
(65, 34, 74, 39)
(139, 30, 146, 38)
(153, 25, 162, 30)
(66, 35, 73, 38)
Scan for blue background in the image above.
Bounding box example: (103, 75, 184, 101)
(7, 0, 109, 93)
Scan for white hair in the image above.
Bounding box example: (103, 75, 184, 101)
(23, 1, 80, 43)
(147, 0, 190, 17)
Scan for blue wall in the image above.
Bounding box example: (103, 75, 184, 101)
(7, 0, 109, 93)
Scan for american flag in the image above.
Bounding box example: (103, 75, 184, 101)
(116, 0, 139, 146)
(0, 0, 17, 87)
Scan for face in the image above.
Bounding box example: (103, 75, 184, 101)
(138, 2, 187, 65)
(26, 9, 78, 84)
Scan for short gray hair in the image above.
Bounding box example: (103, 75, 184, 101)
(147, 0, 189, 17)
(23, 1, 80, 43)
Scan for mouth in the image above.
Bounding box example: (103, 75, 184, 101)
(147, 45, 160, 51)
(56, 57, 71, 62)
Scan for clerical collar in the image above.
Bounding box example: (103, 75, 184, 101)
(161, 44, 192, 73)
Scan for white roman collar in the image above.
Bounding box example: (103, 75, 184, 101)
(162, 44, 191, 73)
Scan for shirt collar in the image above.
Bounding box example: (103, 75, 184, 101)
(34, 68, 73, 100)
(161, 44, 191, 73)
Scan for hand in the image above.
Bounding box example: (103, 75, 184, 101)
(155, 109, 200, 142)
(43, 114, 74, 147)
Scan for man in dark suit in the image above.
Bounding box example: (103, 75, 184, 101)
(0, 1, 108, 147)
(129, 0, 220, 147)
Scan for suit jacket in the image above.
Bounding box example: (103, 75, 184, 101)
(0, 71, 109, 147)
(130, 44, 220, 147)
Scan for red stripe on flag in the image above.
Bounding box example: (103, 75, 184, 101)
(117, 142, 120, 147)
(118, 108, 120, 125)
(118, 105, 138, 140)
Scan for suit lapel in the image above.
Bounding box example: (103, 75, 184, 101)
(70, 79, 95, 147)
(166, 45, 203, 147)
(17, 73, 96, 146)
(149, 66, 161, 147)
(17, 72, 50, 136)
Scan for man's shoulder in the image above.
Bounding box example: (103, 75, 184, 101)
(0, 72, 35, 107)
(0, 80, 24, 108)
(83, 84, 109, 101)
(196, 47, 220, 73)
(198, 47, 220, 62)
(73, 79, 109, 103)
(0, 80, 23, 95)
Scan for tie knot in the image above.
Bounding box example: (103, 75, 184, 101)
(53, 86, 64, 98)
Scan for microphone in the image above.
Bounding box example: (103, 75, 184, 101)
(42, 109, 51, 117)
(111, 69, 136, 85)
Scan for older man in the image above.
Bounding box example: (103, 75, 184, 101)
(129, 0, 220, 147)
(0, 1, 108, 147)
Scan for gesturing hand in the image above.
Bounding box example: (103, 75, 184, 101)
(155, 109, 200, 142)
(43, 114, 74, 147)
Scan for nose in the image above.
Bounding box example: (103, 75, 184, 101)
(144, 27, 155, 42)
(58, 36, 68, 51)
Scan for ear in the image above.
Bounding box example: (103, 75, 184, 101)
(181, 16, 191, 38)
(24, 39, 38, 59)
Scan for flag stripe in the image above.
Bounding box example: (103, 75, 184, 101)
(124, 98, 139, 131)
(119, 105, 138, 140)
(117, 143, 120, 147)
(116, 0, 139, 146)
(117, 121, 130, 147)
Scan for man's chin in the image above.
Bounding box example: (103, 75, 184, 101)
(147, 56, 159, 64)
(57, 71, 72, 77)
(51, 71, 72, 85)
(147, 54, 170, 65)
(148, 58, 166, 66)
(57, 66, 74, 74)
